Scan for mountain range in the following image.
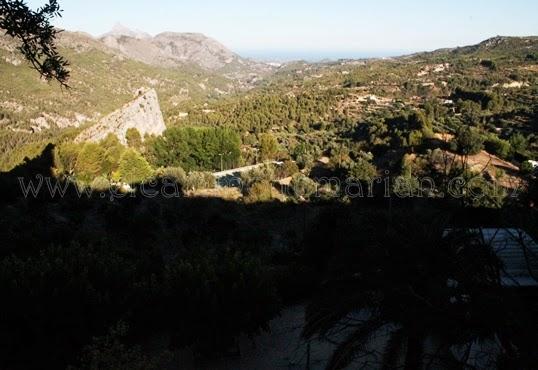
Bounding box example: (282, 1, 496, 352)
(99, 23, 274, 79)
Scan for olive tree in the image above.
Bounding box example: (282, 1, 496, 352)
(0, 0, 69, 85)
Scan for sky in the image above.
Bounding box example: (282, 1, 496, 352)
(28, 0, 538, 61)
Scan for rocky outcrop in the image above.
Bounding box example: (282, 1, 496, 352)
(75, 89, 166, 145)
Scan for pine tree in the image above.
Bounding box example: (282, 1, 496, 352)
(260, 133, 278, 161)
(126, 128, 143, 150)
(75, 143, 105, 183)
(118, 148, 153, 184)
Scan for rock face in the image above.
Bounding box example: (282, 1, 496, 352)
(98, 25, 273, 77)
(76, 89, 166, 145)
(100, 26, 241, 71)
(152, 32, 239, 70)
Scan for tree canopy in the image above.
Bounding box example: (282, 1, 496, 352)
(150, 126, 241, 171)
(0, 0, 69, 85)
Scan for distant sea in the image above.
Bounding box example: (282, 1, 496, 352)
(238, 49, 414, 62)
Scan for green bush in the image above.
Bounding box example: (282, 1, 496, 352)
(509, 133, 528, 156)
(245, 180, 273, 203)
(484, 136, 511, 158)
(521, 161, 535, 175)
(184, 171, 216, 191)
(118, 149, 153, 184)
(480, 59, 497, 70)
(275, 160, 300, 179)
(156, 166, 187, 185)
(90, 176, 111, 192)
(57, 142, 82, 174)
(453, 127, 484, 156)
(75, 143, 105, 183)
(241, 165, 275, 188)
(125, 128, 143, 149)
(290, 174, 317, 200)
(260, 133, 279, 161)
(348, 158, 378, 182)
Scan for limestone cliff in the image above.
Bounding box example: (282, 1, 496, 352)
(75, 89, 166, 145)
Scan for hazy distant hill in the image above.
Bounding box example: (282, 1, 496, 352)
(416, 36, 538, 58)
(100, 24, 274, 79)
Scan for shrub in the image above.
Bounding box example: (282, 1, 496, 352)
(241, 165, 275, 189)
(90, 176, 111, 192)
(408, 130, 424, 147)
(57, 142, 81, 174)
(484, 136, 511, 158)
(290, 174, 317, 200)
(521, 161, 535, 175)
(348, 158, 378, 182)
(453, 127, 484, 156)
(480, 59, 497, 70)
(184, 172, 216, 191)
(275, 160, 300, 179)
(125, 128, 143, 149)
(509, 133, 528, 156)
(393, 176, 420, 198)
(244, 180, 273, 203)
(156, 167, 187, 185)
(118, 149, 153, 184)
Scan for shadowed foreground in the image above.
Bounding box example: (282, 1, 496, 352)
(0, 146, 537, 370)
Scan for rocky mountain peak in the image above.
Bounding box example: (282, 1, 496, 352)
(98, 28, 252, 72)
(103, 23, 151, 40)
(75, 88, 166, 145)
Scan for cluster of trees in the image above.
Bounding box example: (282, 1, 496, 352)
(178, 91, 339, 134)
(148, 126, 241, 171)
(355, 110, 434, 153)
(54, 126, 241, 189)
(56, 131, 153, 185)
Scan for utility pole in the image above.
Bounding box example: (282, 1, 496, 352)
(219, 151, 232, 171)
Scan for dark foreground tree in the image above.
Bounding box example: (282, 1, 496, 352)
(303, 214, 538, 369)
(0, 0, 69, 85)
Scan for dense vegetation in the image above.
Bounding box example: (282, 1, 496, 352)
(1, 29, 538, 369)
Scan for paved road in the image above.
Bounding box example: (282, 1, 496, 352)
(213, 161, 283, 178)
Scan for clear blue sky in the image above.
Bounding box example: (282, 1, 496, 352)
(28, 0, 538, 60)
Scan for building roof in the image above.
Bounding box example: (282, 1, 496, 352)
(449, 228, 538, 287)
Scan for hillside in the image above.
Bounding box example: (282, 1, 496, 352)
(1, 34, 537, 181)
(0, 30, 256, 170)
(430, 36, 538, 57)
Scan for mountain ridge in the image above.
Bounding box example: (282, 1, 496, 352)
(97, 25, 274, 78)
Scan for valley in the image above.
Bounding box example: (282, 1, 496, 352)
(1, 6, 538, 368)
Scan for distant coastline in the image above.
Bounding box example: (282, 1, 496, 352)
(237, 49, 414, 62)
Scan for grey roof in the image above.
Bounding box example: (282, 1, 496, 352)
(478, 228, 538, 287)
(451, 228, 538, 287)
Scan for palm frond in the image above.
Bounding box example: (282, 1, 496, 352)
(325, 319, 383, 370)
(381, 327, 405, 370)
